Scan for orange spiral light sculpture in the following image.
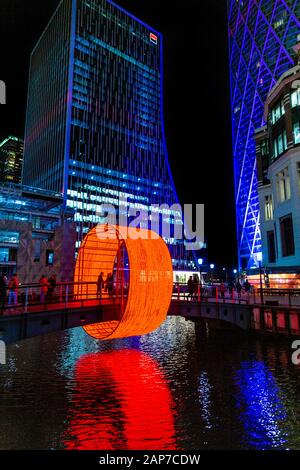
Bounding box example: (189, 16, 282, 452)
(74, 225, 173, 340)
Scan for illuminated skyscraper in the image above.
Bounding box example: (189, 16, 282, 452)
(0, 136, 24, 184)
(228, 0, 300, 269)
(23, 0, 195, 268)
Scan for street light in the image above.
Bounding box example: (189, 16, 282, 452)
(198, 258, 203, 289)
(210, 264, 215, 282)
(233, 269, 237, 275)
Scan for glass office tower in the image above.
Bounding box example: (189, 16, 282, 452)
(23, 0, 195, 268)
(228, 0, 300, 269)
(0, 136, 24, 184)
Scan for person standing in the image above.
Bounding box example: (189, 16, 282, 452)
(48, 275, 57, 302)
(39, 275, 49, 304)
(8, 273, 20, 306)
(228, 279, 234, 294)
(193, 274, 199, 301)
(244, 279, 251, 293)
(236, 280, 242, 299)
(106, 273, 114, 299)
(0, 273, 7, 314)
(220, 281, 226, 301)
(97, 272, 104, 300)
(187, 276, 194, 301)
(264, 273, 270, 289)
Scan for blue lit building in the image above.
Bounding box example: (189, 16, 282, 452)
(23, 0, 196, 269)
(228, 0, 300, 270)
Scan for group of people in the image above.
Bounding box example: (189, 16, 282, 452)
(0, 272, 58, 314)
(97, 272, 114, 299)
(39, 274, 57, 303)
(226, 278, 252, 297)
(187, 274, 201, 300)
(216, 278, 253, 301)
(185, 276, 253, 302)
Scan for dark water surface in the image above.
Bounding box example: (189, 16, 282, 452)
(0, 317, 300, 450)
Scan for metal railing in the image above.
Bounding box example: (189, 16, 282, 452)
(255, 287, 300, 307)
(2, 281, 300, 318)
(172, 283, 300, 307)
(172, 283, 250, 305)
(0, 281, 129, 316)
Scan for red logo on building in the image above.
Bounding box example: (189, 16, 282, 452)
(150, 33, 158, 45)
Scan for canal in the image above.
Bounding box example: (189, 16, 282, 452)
(0, 316, 300, 450)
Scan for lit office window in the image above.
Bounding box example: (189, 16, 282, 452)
(260, 139, 269, 156)
(0, 231, 19, 244)
(273, 16, 286, 30)
(264, 195, 273, 220)
(273, 131, 287, 159)
(0, 248, 9, 263)
(46, 250, 54, 266)
(291, 89, 300, 108)
(293, 121, 300, 144)
(270, 100, 285, 124)
(276, 167, 291, 203)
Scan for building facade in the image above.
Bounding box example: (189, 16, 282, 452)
(0, 136, 24, 184)
(0, 184, 76, 283)
(255, 49, 300, 275)
(228, 0, 300, 270)
(23, 0, 196, 270)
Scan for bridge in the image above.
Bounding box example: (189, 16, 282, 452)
(1, 281, 300, 344)
(1, 224, 300, 345)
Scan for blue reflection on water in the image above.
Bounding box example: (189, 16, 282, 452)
(56, 328, 143, 378)
(234, 361, 288, 449)
(198, 371, 213, 430)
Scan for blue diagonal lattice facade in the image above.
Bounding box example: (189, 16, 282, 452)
(228, 0, 300, 269)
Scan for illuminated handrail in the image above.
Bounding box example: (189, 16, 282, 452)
(2, 281, 300, 317)
(0, 281, 129, 315)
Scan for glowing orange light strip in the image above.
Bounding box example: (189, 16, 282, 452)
(74, 225, 173, 339)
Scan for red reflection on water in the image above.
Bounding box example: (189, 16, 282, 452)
(64, 350, 177, 450)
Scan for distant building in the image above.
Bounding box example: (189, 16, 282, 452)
(255, 41, 300, 276)
(22, 0, 197, 270)
(0, 184, 76, 283)
(0, 136, 24, 184)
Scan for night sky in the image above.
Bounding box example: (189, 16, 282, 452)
(0, 0, 237, 268)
